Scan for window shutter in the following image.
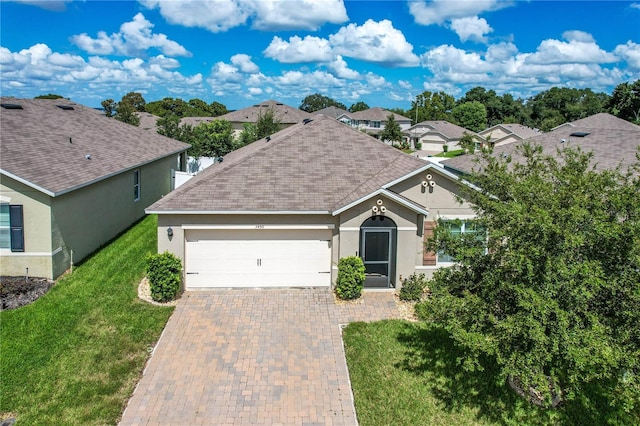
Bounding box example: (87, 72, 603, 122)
(423, 220, 437, 266)
(9, 205, 24, 252)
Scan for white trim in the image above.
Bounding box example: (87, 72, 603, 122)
(381, 164, 433, 189)
(182, 224, 335, 230)
(414, 265, 441, 270)
(0, 246, 63, 257)
(433, 213, 477, 220)
(397, 227, 418, 231)
(338, 227, 360, 231)
(332, 188, 429, 216)
(147, 210, 330, 215)
(0, 195, 11, 203)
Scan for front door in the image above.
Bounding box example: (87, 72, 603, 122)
(362, 229, 392, 288)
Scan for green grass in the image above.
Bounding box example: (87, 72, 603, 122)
(0, 215, 174, 425)
(434, 149, 465, 158)
(343, 320, 620, 426)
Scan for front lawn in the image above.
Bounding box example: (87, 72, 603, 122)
(434, 149, 465, 158)
(0, 215, 174, 425)
(343, 320, 617, 426)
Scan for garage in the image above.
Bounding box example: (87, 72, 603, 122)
(184, 228, 332, 289)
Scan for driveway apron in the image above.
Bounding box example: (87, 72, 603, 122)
(120, 288, 401, 425)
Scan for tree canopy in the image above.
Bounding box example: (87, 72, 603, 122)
(190, 119, 235, 158)
(349, 101, 369, 113)
(145, 97, 228, 118)
(607, 79, 640, 124)
(451, 101, 487, 132)
(419, 144, 640, 419)
(379, 114, 405, 148)
(299, 93, 347, 113)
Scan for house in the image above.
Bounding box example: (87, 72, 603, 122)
(0, 98, 190, 279)
(442, 113, 640, 176)
(405, 120, 480, 153)
(337, 107, 412, 139)
(146, 114, 476, 290)
(313, 106, 350, 119)
(185, 100, 313, 137)
(477, 123, 540, 149)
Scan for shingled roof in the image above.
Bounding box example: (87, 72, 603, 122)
(443, 113, 640, 175)
(146, 114, 428, 213)
(215, 100, 312, 125)
(349, 107, 411, 122)
(0, 98, 190, 196)
(409, 120, 476, 139)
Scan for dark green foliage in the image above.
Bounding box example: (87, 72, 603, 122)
(114, 100, 140, 126)
(408, 90, 455, 123)
(121, 91, 146, 112)
(349, 101, 369, 112)
(146, 251, 182, 303)
(459, 132, 477, 153)
(190, 119, 235, 158)
(379, 114, 405, 147)
(238, 108, 280, 146)
(607, 79, 640, 124)
(335, 256, 365, 300)
(527, 87, 609, 131)
(35, 93, 65, 99)
(418, 144, 640, 417)
(398, 273, 428, 301)
(145, 97, 228, 117)
(101, 98, 116, 117)
(452, 101, 487, 132)
(299, 93, 347, 112)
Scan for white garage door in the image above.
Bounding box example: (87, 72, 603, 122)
(185, 229, 331, 289)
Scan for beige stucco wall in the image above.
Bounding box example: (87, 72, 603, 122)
(50, 156, 177, 277)
(0, 176, 54, 278)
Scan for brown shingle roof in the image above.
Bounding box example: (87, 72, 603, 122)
(349, 107, 411, 122)
(147, 115, 428, 213)
(443, 113, 640, 175)
(312, 106, 350, 119)
(215, 100, 312, 125)
(0, 98, 189, 196)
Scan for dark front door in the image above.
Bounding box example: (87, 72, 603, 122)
(362, 229, 392, 288)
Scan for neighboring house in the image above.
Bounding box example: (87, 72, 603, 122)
(146, 115, 476, 291)
(442, 113, 640, 176)
(191, 100, 313, 137)
(137, 112, 160, 133)
(313, 106, 350, 119)
(477, 123, 540, 149)
(0, 98, 190, 279)
(337, 107, 412, 139)
(405, 120, 480, 152)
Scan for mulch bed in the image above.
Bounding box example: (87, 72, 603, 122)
(0, 276, 55, 311)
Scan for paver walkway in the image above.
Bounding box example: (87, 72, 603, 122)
(119, 288, 403, 425)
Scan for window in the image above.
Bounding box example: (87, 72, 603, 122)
(437, 220, 484, 263)
(133, 170, 140, 201)
(0, 204, 24, 252)
(371, 121, 381, 128)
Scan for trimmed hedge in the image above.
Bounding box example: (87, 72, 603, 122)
(335, 256, 365, 300)
(146, 251, 182, 302)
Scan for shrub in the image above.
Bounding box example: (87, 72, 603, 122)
(335, 256, 365, 300)
(146, 251, 182, 302)
(399, 273, 428, 301)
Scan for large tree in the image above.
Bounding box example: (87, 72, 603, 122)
(190, 119, 235, 158)
(349, 101, 369, 113)
(299, 93, 347, 113)
(527, 87, 609, 131)
(607, 79, 640, 124)
(420, 144, 640, 419)
(451, 101, 487, 132)
(408, 91, 455, 123)
(121, 91, 146, 112)
(379, 114, 405, 148)
(114, 100, 140, 126)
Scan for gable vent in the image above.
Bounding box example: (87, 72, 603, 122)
(56, 105, 75, 110)
(1, 103, 23, 110)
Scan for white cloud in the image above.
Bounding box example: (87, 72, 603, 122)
(526, 31, 617, 65)
(231, 54, 259, 73)
(248, 87, 263, 95)
(141, 0, 347, 33)
(614, 41, 640, 70)
(409, 0, 508, 26)
(249, 0, 348, 30)
(631, 3, 640, 9)
(263, 35, 333, 63)
(330, 19, 420, 67)
(71, 13, 190, 58)
(211, 61, 243, 83)
(327, 55, 360, 79)
(449, 16, 493, 43)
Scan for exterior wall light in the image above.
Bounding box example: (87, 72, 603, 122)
(167, 227, 174, 241)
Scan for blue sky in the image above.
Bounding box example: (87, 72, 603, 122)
(1, 0, 639, 110)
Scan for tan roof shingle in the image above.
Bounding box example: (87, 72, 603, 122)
(147, 115, 428, 213)
(1, 98, 189, 196)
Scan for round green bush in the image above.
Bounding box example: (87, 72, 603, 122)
(146, 251, 182, 302)
(335, 256, 365, 300)
(399, 273, 428, 301)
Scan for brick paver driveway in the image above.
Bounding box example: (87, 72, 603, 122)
(120, 288, 402, 425)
